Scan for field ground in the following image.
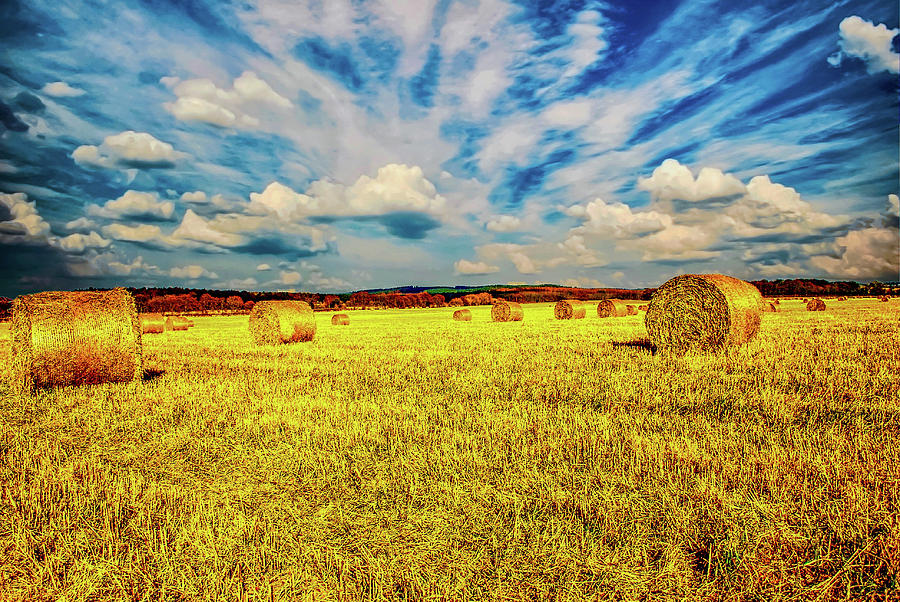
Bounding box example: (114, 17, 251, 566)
(0, 298, 898, 600)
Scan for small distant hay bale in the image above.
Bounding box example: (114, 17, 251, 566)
(554, 299, 586, 320)
(626, 304, 638, 315)
(837, 296, 846, 301)
(879, 295, 890, 302)
(9, 288, 142, 393)
(140, 313, 165, 334)
(452, 309, 472, 321)
(331, 313, 350, 326)
(165, 316, 190, 331)
(762, 302, 777, 313)
(645, 274, 763, 355)
(806, 298, 826, 311)
(249, 300, 316, 345)
(491, 300, 523, 322)
(773, 299, 780, 305)
(639, 305, 649, 311)
(596, 299, 631, 318)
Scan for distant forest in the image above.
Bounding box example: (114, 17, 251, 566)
(0, 279, 896, 320)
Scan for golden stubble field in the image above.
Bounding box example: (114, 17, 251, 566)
(0, 298, 898, 600)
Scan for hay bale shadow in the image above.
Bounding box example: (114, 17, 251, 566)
(142, 368, 165, 382)
(611, 339, 657, 354)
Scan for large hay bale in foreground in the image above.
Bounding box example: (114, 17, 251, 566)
(165, 316, 190, 331)
(597, 299, 631, 318)
(452, 309, 472, 321)
(645, 274, 763, 355)
(331, 313, 350, 326)
(249, 300, 316, 345)
(807, 298, 826, 311)
(140, 313, 165, 334)
(554, 299, 586, 320)
(491, 300, 523, 322)
(9, 288, 142, 392)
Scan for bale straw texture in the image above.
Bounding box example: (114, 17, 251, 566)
(331, 313, 350, 326)
(9, 288, 142, 392)
(807, 298, 826, 311)
(140, 313, 165, 334)
(880, 296, 890, 302)
(762, 302, 777, 313)
(165, 316, 190, 331)
(249, 300, 316, 345)
(452, 309, 472, 321)
(626, 305, 638, 315)
(554, 299, 586, 320)
(491, 300, 524, 322)
(644, 274, 763, 355)
(596, 299, 631, 318)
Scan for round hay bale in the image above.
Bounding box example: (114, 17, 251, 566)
(773, 299, 780, 305)
(9, 288, 142, 392)
(879, 295, 890, 302)
(554, 299, 586, 320)
(140, 313, 165, 334)
(596, 299, 631, 318)
(626, 304, 638, 315)
(249, 300, 316, 345)
(452, 309, 472, 321)
(165, 316, 190, 331)
(639, 305, 649, 311)
(762, 302, 777, 313)
(644, 274, 763, 355)
(491, 300, 523, 322)
(806, 298, 826, 311)
(331, 313, 350, 326)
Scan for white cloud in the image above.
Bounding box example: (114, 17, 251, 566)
(888, 194, 899, 218)
(73, 131, 189, 169)
(250, 163, 446, 220)
(54, 231, 110, 253)
(171, 209, 246, 247)
(0, 192, 52, 242)
(726, 175, 844, 237)
(637, 158, 746, 202)
(509, 251, 538, 274)
(454, 259, 500, 275)
(567, 197, 673, 237)
(257, 263, 272, 271)
(561, 277, 604, 288)
(558, 234, 607, 267)
(280, 270, 302, 285)
(485, 215, 522, 232)
(65, 217, 98, 231)
(181, 191, 208, 203)
(163, 71, 291, 129)
(42, 81, 86, 97)
(619, 223, 721, 262)
(101, 223, 167, 244)
(66, 252, 160, 278)
(828, 16, 899, 74)
(170, 264, 219, 280)
(809, 227, 899, 279)
(87, 190, 175, 220)
(217, 277, 259, 290)
(541, 99, 594, 128)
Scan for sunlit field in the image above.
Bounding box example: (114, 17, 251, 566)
(1, 298, 898, 600)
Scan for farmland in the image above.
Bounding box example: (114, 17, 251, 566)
(0, 298, 898, 600)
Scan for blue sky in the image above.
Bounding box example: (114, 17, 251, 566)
(1, 0, 897, 296)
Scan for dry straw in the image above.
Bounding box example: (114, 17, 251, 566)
(596, 299, 631, 318)
(807, 298, 826, 311)
(639, 305, 649, 311)
(491, 300, 524, 322)
(879, 295, 890, 302)
(644, 274, 763, 355)
(762, 302, 777, 313)
(249, 300, 316, 345)
(554, 299, 586, 320)
(626, 304, 638, 315)
(452, 309, 472, 321)
(165, 316, 190, 331)
(331, 313, 350, 326)
(140, 313, 165, 334)
(9, 288, 142, 393)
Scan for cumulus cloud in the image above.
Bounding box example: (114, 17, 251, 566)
(65, 217, 98, 231)
(41, 81, 86, 97)
(181, 191, 208, 203)
(163, 71, 291, 129)
(170, 264, 219, 280)
(280, 270, 302, 285)
(87, 190, 175, 220)
(566, 197, 673, 237)
(485, 215, 522, 232)
(637, 158, 746, 202)
(101, 223, 169, 244)
(809, 227, 899, 279)
(828, 16, 899, 74)
(54, 231, 110, 254)
(888, 194, 899, 218)
(558, 234, 607, 267)
(726, 175, 845, 237)
(454, 259, 500, 275)
(171, 209, 245, 247)
(66, 252, 160, 278)
(72, 131, 189, 169)
(0, 192, 51, 243)
(257, 263, 272, 271)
